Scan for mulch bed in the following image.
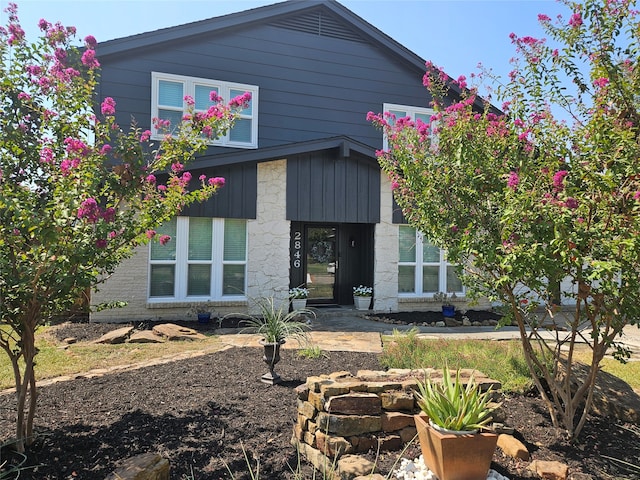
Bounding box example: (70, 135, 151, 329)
(0, 321, 638, 480)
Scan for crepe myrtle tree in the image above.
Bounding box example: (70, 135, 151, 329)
(0, 4, 250, 452)
(370, 0, 640, 439)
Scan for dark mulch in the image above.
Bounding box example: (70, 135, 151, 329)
(0, 321, 638, 480)
(367, 309, 505, 326)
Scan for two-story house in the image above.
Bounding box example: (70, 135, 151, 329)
(91, 0, 486, 321)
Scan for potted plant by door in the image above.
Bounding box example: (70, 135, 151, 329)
(289, 286, 309, 310)
(237, 297, 313, 384)
(352, 285, 372, 310)
(414, 366, 499, 480)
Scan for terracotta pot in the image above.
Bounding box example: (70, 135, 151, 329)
(414, 413, 497, 480)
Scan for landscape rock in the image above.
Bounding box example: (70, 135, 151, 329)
(151, 323, 207, 341)
(128, 330, 165, 343)
(528, 459, 569, 480)
(94, 326, 134, 344)
(497, 433, 530, 460)
(62, 337, 77, 344)
(337, 454, 375, 480)
(105, 452, 169, 480)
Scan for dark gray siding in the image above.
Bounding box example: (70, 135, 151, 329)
(286, 151, 379, 223)
(96, 8, 432, 158)
(181, 163, 257, 219)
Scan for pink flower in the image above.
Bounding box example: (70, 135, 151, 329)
(108, 231, 117, 239)
(208, 177, 225, 187)
(229, 92, 252, 108)
(17, 92, 30, 100)
(565, 197, 578, 209)
(199, 174, 206, 181)
(102, 207, 116, 222)
(100, 144, 112, 155)
(146, 174, 156, 184)
(146, 230, 156, 239)
(634, 191, 640, 200)
(184, 95, 195, 106)
(38, 19, 50, 31)
(157, 185, 167, 191)
(40, 147, 54, 163)
(553, 170, 568, 190)
(140, 130, 152, 142)
(95, 239, 107, 249)
(538, 14, 551, 22)
(171, 162, 184, 173)
(81, 49, 100, 68)
(181, 172, 192, 183)
(84, 35, 97, 48)
(507, 171, 520, 190)
(593, 77, 609, 88)
(101, 97, 116, 116)
(569, 12, 583, 28)
(159, 235, 171, 246)
(209, 91, 222, 103)
(77, 198, 100, 223)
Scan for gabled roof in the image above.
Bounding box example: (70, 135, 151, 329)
(96, 0, 429, 76)
(193, 135, 378, 169)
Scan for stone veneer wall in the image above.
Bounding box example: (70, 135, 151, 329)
(246, 159, 290, 315)
(373, 174, 399, 313)
(292, 369, 500, 477)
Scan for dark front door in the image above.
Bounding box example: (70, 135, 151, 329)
(290, 223, 374, 306)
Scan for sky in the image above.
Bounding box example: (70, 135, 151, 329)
(1, 0, 573, 89)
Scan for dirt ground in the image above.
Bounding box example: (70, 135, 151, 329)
(0, 320, 638, 480)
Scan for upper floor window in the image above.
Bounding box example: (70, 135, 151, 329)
(382, 103, 434, 150)
(398, 225, 463, 296)
(151, 72, 258, 148)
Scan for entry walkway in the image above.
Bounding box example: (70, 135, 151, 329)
(220, 307, 640, 359)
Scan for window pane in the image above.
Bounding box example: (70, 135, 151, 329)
(188, 218, 212, 260)
(398, 226, 416, 262)
(150, 218, 176, 260)
(229, 118, 252, 143)
(422, 240, 440, 263)
(159, 80, 183, 107)
(422, 266, 440, 293)
(223, 264, 245, 295)
(224, 219, 246, 261)
(398, 265, 415, 293)
(188, 264, 211, 296)
(158, 109, 183, 133)
(447, 266, 463, 292)
(415, 112, 431, 124)
(388, 109, 406, 126)
(195, 85, 218, 110)
(149, 265, 175, 297)
(230, 88, 252, 114)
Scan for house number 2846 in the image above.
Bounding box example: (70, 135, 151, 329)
(292, 230, 302, 269)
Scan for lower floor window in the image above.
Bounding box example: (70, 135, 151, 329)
(398, 225, 463, 296)
(149, 217, 247, 300)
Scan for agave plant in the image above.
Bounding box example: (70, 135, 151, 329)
(415, 366, 496, 432)
(238, 297, 313, 344)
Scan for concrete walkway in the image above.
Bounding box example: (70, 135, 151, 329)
(221, 307, 640, 359)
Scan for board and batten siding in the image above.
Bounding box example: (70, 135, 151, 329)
(286, 151, 380, 223)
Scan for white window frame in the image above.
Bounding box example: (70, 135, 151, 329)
(151, 72, 258, 148)
(382, 103, 435, 151)
(398, 226, 464, 297)
(148, 217, 247, 302)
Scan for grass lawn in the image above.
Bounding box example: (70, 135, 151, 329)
(0, 325, 224, 390)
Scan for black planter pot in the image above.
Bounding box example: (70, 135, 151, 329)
(259, 339, 285, 385)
